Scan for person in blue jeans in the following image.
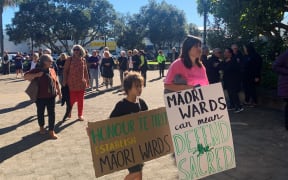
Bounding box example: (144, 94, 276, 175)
(88, 50, 100, 91)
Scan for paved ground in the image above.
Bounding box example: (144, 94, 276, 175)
(0, 70, 288, 180)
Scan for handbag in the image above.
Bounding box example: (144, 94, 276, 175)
(25, 78, 39, 102)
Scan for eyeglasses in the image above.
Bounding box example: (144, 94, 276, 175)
(73, 49, 80, 52)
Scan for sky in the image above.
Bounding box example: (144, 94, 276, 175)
(2, 0, 204, 27)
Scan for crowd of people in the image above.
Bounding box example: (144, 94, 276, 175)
(201, 43, 263, 113)
(1, 34, 288, 179)
(16, 45, 151, 140)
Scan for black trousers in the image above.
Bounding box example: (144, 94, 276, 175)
(227, 88, 241, 109)
(36, 97, 56, 131)
(159, 62, 165, 77)
(2, 64, 10, 75)
(285, 99, 288, 129)
(141, 70, 147, 87)
(243, 79, 258, 104)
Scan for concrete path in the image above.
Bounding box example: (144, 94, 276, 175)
(0, 71, 287, 180)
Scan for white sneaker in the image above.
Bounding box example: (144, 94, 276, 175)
(234, 108, 244, 113)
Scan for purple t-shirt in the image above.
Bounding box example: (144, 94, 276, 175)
(88, 56, 99, 69)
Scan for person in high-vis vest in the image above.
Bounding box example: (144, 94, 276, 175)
(157, 50, 166, 77)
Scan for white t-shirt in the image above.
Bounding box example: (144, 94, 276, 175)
(128, 56, 133, 69)
(30, 61, 38, 70)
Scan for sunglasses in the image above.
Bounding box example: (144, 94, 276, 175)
(73, 49, 80, 52)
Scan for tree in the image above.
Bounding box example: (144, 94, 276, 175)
(197, 0, 288, 43)
(0, 0, 21, 56)
(116, 14, 145, 50)
(6, 0, 116, 53)
(140, 0, 187, 51)
(187, 23, 201, 37)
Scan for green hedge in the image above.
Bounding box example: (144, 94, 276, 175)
(261, 60, 278, 89)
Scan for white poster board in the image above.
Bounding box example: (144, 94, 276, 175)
(164, 83, 236, 180)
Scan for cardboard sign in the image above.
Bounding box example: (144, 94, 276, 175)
(88, 107, 174, 177)
(164, 83, 236, 180)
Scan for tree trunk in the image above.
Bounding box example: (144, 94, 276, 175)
(0, 3, 4, 57)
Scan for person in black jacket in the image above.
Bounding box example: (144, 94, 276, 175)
(205, 48, 222, 84)
(110, 71, 148, 180)
(132, 49, 141, 72)
(243, 43, 263, 107)
(232, 44, 245, 88)
(118, 51, 128, 87)
(2, 51, 10, 75)
(139, 50, 148, 87)
(221, 48, 243, 113)
(100, 51, 115, 89)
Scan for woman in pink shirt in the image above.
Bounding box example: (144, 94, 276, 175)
(165, 35, 209, 92)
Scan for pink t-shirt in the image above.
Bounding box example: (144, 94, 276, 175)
(165, 58, 209, 86)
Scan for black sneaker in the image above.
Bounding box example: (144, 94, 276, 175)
(234, 108, 244, 113)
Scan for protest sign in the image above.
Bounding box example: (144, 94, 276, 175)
(164, 83, 236, 180)
(88, 107, 173, 177)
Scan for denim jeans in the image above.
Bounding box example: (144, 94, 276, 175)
(89, 68, 99, 89)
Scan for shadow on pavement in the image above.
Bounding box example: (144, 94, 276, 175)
(0, 119, 80, 163)
(149, 77, 162, 82)
(0, 100, 33, 115)
(0, 131, 48, 163)
(54, 119, 80, 133)
(6, 79, 25, 83)
(0, 77, 16, 82)
(0, 116, 36, 135)
(84, 86, 121, 99)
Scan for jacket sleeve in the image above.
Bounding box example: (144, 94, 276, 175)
(273, 50, 288, 75)
(83, 59, 89, 86)
(63, 57, 71, 85)
(140, 56, 145, 66)
(157, 55, 161, 63)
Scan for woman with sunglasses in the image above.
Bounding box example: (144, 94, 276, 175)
(24, 54, 61, 139)
(164, 35, 209, 93)
(63, 45, 90, 121)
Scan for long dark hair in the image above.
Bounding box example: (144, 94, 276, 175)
(226, 48, 234, 55)
(180, 35, 202, 69)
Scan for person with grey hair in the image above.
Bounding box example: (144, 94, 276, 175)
(88, 50, 100, 91)
(205, 48, 222, 84)
(24, 54, 61, 139)
(43, 48, 52, 55)
(30, 53, 39, 70)
(63, 45, 90, 121)
(43, 48, 59, 75)
(100, 51, 114, 89)
(117, 50, 128, 87)
(171, 47, 179, 62)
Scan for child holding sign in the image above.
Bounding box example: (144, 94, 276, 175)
(110, 71, 148, 180)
